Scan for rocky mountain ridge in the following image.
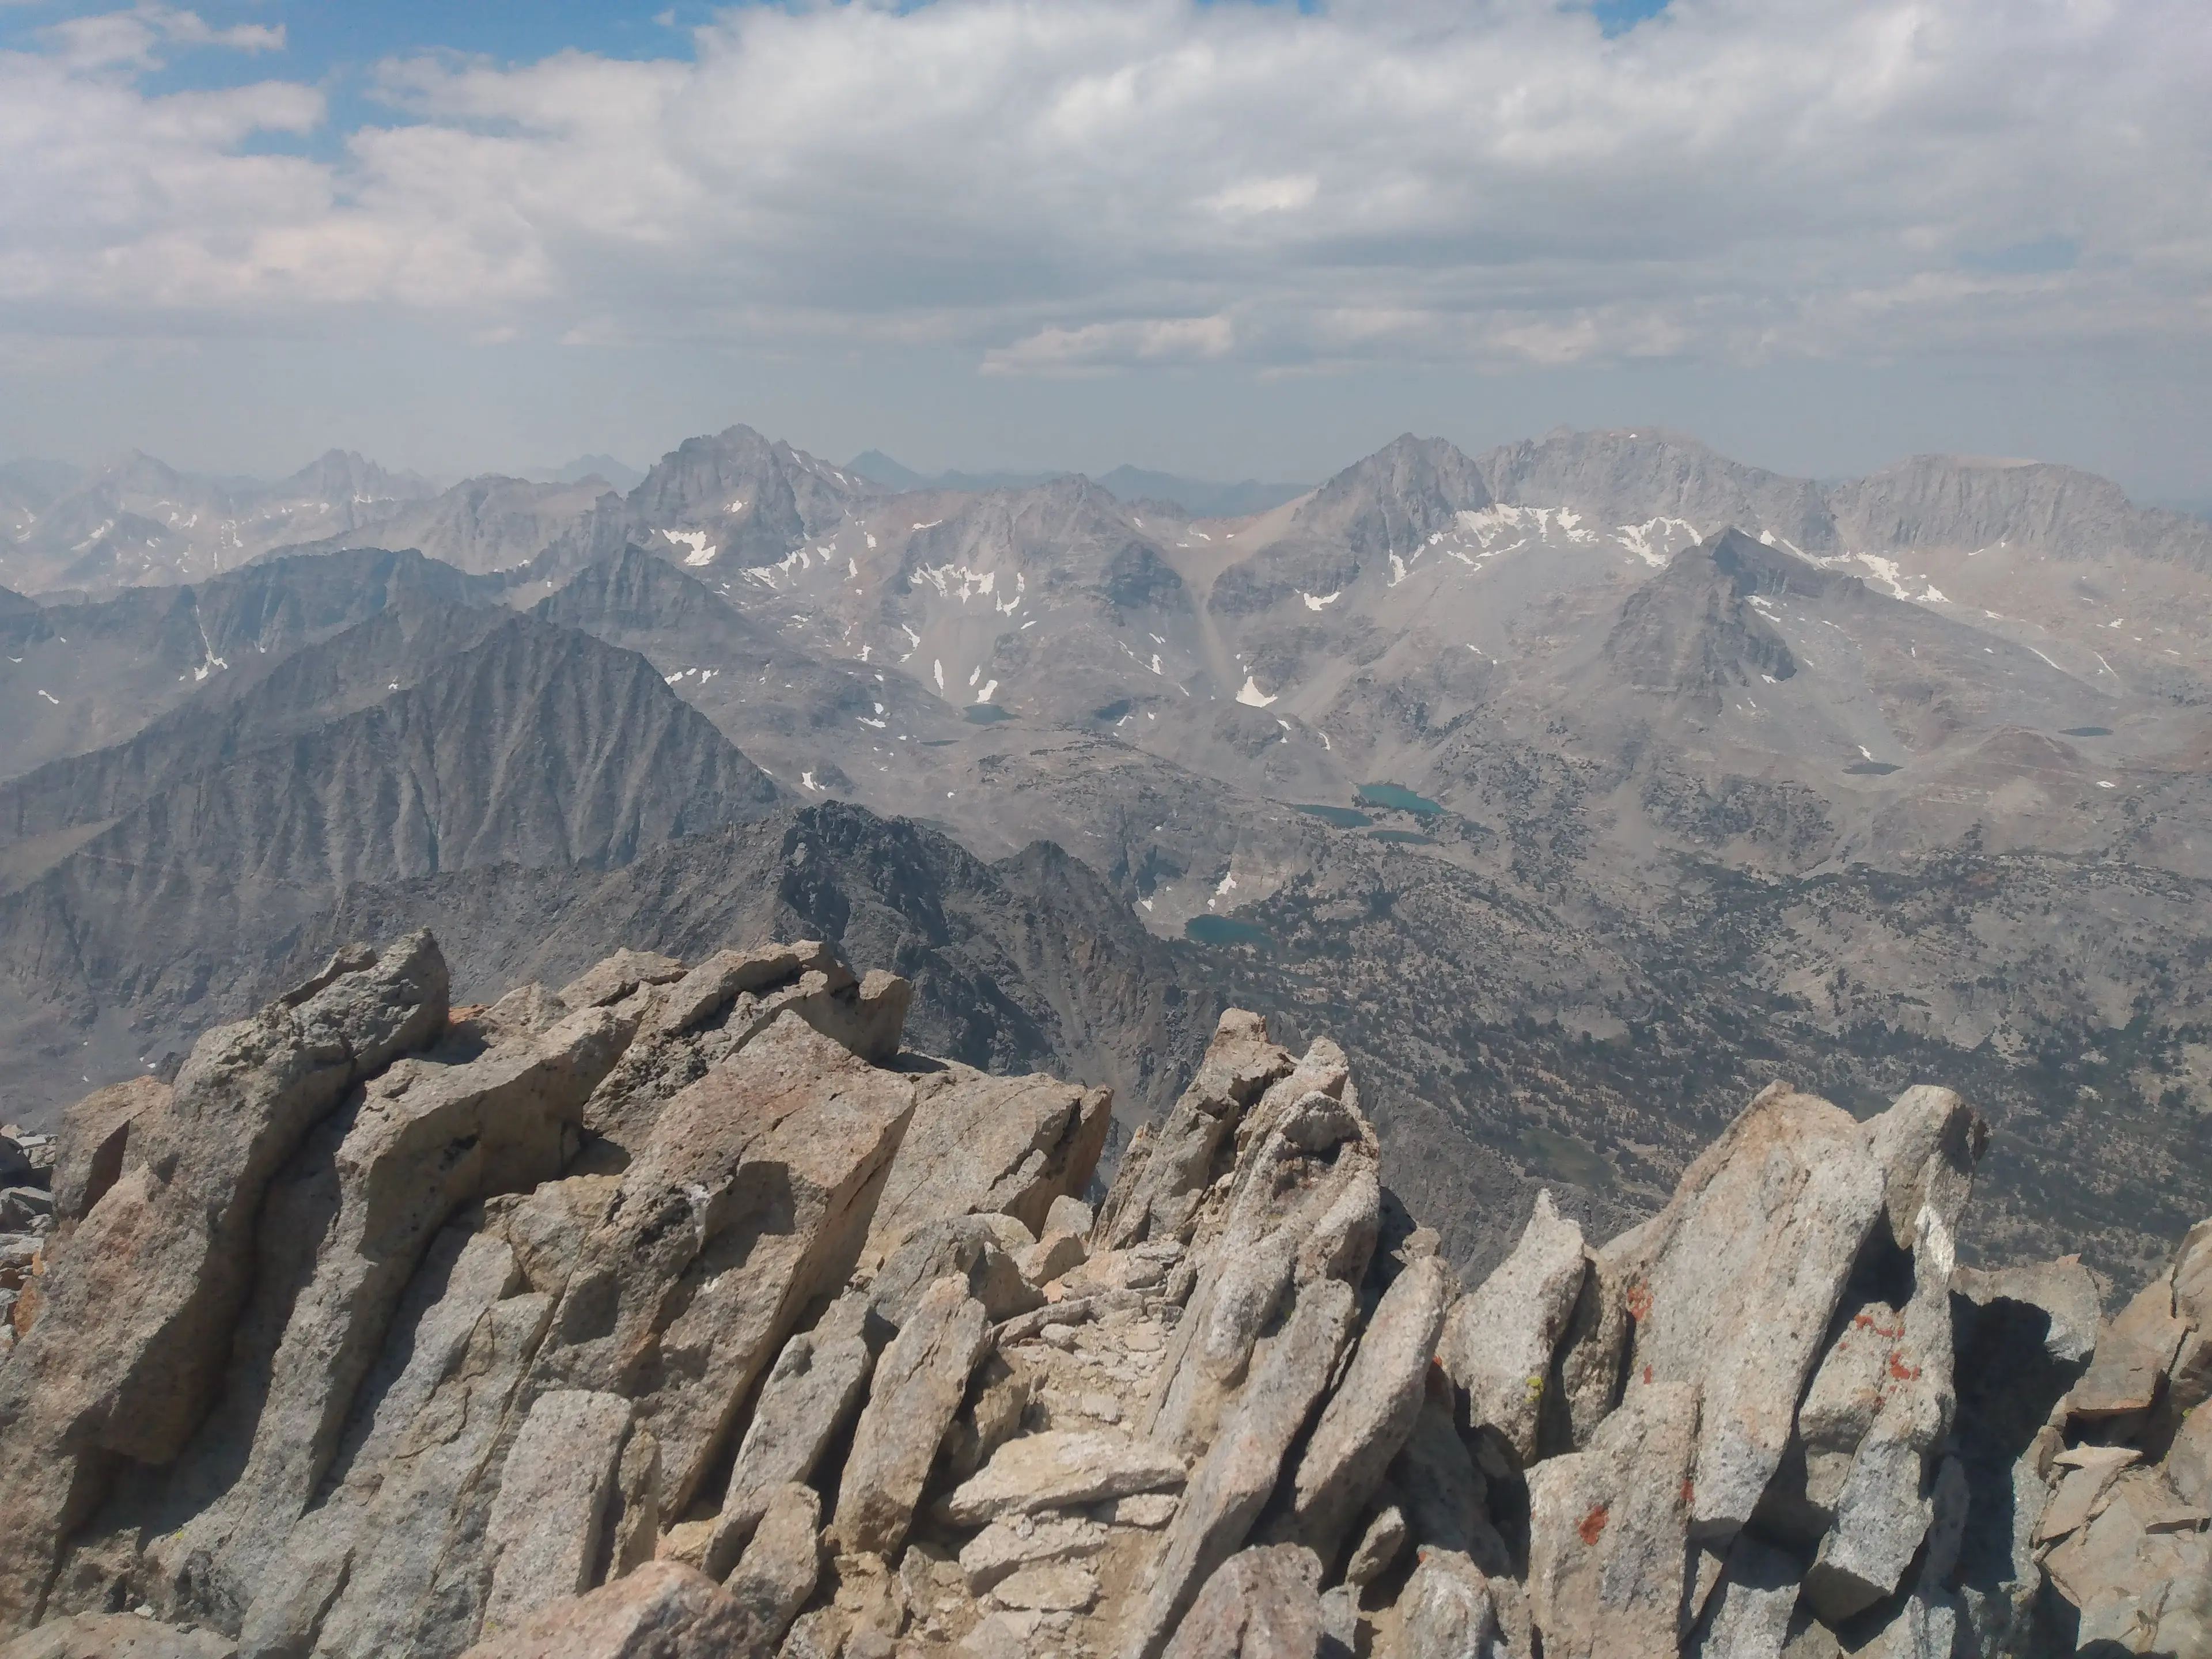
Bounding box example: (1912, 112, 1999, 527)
(0, 934, 2205, 1656)
(2, 530, 2209, 1292)
(0, 452, 442, 596)
(0, 613, 778, 1040)
(4, 422, 2211, 1310)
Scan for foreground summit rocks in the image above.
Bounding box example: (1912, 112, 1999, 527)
(0, 932, 2206, 1657)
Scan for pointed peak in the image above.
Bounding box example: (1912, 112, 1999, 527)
(1290, 434, 1490, 555)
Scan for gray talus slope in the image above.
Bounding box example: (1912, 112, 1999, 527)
(0, 616, 777, 1035)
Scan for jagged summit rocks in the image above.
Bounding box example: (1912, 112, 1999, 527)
(0, 940, 2206, 1657)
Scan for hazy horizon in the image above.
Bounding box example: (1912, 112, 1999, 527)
(4, 0, 2210, 500)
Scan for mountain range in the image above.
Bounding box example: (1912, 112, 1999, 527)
(0, 421, 2207, 1292)
(846, 452, 1312, 519)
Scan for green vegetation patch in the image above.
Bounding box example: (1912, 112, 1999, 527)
(1370, 830, 1437, 845)
(2062, 726, 2112, 738)
(1844, 761, 1902, 775)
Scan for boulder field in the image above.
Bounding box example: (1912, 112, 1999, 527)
(0, 932, 2205, 1657)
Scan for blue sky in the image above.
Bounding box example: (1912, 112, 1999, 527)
(1, 0, 1676, 70)
(0, 1, 710, 66)
(1, 0, 2206, 497)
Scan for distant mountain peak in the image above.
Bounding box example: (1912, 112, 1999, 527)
(1291, 433, 1492, 555)
(536, 453, 645, 491)
(1603, 526, 1803, 700)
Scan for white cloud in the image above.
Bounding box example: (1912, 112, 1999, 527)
(33, 5, 281, 71)
(982, 315, 1236, 376)
(1202, 175, 1320, 218)
(1, 0, 2208, 375)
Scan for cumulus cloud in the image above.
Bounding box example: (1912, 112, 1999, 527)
(2, 0, 2207, 374)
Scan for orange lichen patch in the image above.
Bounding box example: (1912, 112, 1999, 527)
(1680, 1477, 1695, 1506)
(1853, 1310, 1904, 1339)
(1642, 1364, 1654, 1385)
(10, 1279, 40, 1336)
(1578, 1503, 1609, 1545)
(1887, 1351, 1921, 1382)
(1624, 1280, 1653, 1320)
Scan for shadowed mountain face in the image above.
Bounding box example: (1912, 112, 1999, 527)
(0, 548, 504, 780)
(275, 802, 1220, 1130)
(0, 601, 511, 870)
(1600, 528, 1804, 704)
(0, 615, 777, 1058)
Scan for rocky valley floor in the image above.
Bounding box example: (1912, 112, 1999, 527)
(1, 933, 2207, 1657)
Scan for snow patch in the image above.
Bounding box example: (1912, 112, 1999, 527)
(975, 679, 999, 703)
(745, 546, 812, 585)
(1236, 675, 1277, 707)
(914, 562, 998, 604)
(662, 529, 719, 566)
(1301, 590, 1340, 611)
(1616, 516, 1700, 567)
(1457, 503, 1600, 553)
(1848, 553, 1915, 601)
